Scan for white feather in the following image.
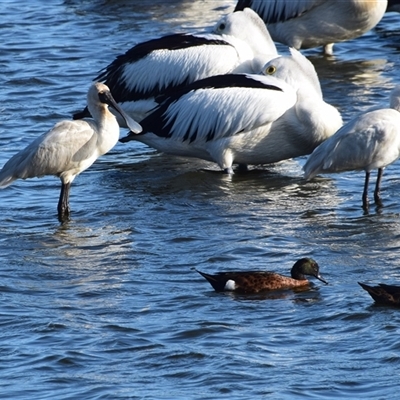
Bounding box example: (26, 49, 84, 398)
(224, 280, 236, 291)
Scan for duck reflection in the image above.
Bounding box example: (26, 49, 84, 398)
(221, 285, 324, 302)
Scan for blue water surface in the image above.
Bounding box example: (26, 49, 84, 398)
(1, 1, 400, 399)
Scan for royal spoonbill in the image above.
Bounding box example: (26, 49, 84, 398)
(235, 0, 392, 55)
(73, 8, 277, 125)
(196, 258, 327, 293)
(303, 85, 400, 210)
(120, 48, 342, 174)
(0, 82, 142, 222)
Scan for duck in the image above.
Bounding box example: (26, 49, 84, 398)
(196, 258, 327, 293)
(358, 282, 400, 306)
(73, 8, 277, 125)
(303, 85, 400, 210)
(120, 48, 342, 174)
(0, 82, 141, 222)
(234, 0, 392, 55)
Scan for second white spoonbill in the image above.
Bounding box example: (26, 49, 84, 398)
(74, 8, 277, 125)
(234, 0, 390, 55)
(0, 82, 142, 222)
(120, 49, 342, 174)
(303, 85, 400, 210)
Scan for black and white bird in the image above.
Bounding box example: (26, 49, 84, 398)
(235, 0, 395, 55)
(0, 82, 142, 222)
(303, 85, 400, 210)
(74, 8, 278, 125)
(120, 48, 342, 174)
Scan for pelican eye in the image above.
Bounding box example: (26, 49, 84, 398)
(265, 65, 276, 75)
(218, 23, 226, 31)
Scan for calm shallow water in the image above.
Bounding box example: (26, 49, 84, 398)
(1, 0, 400, 398)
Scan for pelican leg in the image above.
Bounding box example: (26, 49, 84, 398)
(58, 182, 71, 222)
(362, 172, 370, 210)
(374, 168, 384, 207)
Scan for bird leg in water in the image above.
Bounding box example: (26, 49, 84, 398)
(362, 171, 370, 210)
(58, 182, 71, 222)
(374, 168, 384, 207)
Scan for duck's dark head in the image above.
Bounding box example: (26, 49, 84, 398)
(291, 258, 328, 284)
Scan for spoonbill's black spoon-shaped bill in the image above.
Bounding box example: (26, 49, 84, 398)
(0, 82, 142, 222)
(304, 85, 400, 210)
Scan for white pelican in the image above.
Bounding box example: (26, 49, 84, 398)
(234, 0, 392, 55)
(303, 85, 400, 210)
(73, 8, 277, 125)
(0, 82, 142, 222)
(120, 48, 342, 174)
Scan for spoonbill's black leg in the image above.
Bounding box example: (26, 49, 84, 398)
(362, 171, 370, 210)
(58, 182, 71, 222)
(374, 168, 384, 207)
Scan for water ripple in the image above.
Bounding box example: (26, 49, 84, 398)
(1, 0, 400, 398)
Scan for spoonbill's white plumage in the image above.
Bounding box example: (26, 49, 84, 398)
(0, 82, 142, 222)
(235, 0, 389, 55)
(120, 48, 342, 174)
(74, 8, 277, 125)
(303, 85, 400, 210)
